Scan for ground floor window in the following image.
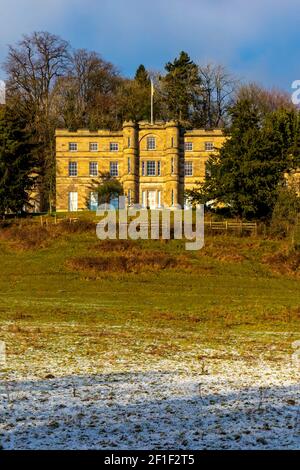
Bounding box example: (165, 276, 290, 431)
(68, 192, 78, 212)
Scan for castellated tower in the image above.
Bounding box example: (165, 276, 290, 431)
(122, 121, 139, 205)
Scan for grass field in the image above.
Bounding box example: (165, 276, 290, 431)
(0, 220, 299, 449)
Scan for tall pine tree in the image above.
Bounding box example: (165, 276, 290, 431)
(163, 51, 201, 122)
(0, 106, 37, 215)
(134, 64, 150, 87)
(117, 65, 152, 122)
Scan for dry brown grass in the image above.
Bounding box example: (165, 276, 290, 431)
(65, 238, 195, 274)
(196, 239, 246, 263)
(66, 251, 190, 274)
(263, 249, 300, 277)
(93, 239, 137, 252)
(57, 219, 96, 233)
(0, 219, 96, 250)
(0, 223, 54, 250)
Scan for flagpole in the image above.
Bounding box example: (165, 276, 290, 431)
(150, 79, 154, 125)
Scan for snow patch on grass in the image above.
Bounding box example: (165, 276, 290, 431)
(1, 357, 299, 450)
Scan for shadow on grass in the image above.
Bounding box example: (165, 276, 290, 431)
(1, 370, 300, 450)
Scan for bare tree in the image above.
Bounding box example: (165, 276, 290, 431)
(236, 82, 295, 115)
(197, 64, 238, 128)
(56, 49, 122, 130)
(4, 31, 71, 210)
(5, 31, 71, 117)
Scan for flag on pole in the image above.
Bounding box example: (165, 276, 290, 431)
(0, 80, 5, 105)
(150, 78, 154, 125)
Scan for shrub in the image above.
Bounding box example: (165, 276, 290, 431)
(270, 187, 300, 238)
(0, 223, 53, 249)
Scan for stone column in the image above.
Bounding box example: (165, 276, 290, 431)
(164, 121, 180, 207)
(122, 121, 139, 204)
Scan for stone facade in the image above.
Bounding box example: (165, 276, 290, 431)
(55, 121, 225, 211)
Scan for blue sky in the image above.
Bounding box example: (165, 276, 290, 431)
(0, 0, 300, 91)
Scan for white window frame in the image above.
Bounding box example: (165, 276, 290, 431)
(68, 161, 78, 177)
(89, 161, 98, 177)
(184, 161, 193, 176)
(147, 136, 156, 150)
(89, 142, 98, 152)
(205, 141, 214, 151)
(185, 142, 193, 151)
(147, 160, 156, 176)
(69, 142, 78, 152)
(110, 161, 119, 177)
(110, 142, 119, 152)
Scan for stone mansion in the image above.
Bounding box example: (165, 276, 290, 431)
(55, 121, 225, 211)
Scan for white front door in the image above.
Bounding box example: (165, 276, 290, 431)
(69, 192, 78, 212)
(148, 191, 156, 209)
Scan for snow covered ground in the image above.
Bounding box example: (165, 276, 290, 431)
(1, 354, 299, 449)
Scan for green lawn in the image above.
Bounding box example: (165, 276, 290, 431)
(0, 221, 299, 371)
